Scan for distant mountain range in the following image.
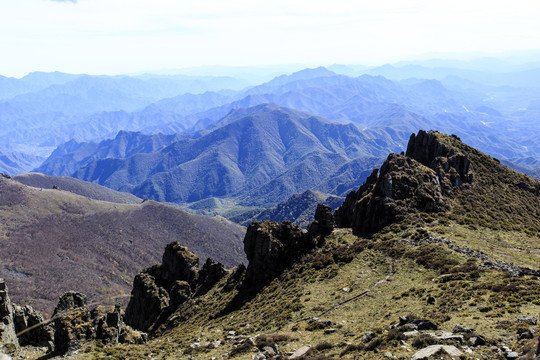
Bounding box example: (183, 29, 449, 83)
(37, 105, 398, 212)
(3, 65, 540, 177)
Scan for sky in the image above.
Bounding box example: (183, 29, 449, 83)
(1, 0, 540, 77)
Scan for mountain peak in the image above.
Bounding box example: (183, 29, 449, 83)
(335, 130, 540, 234)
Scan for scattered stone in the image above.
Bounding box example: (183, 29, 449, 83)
(211, 340, 221, 348)
(518, 316, 537, 325)
(403, 330, 419, 338)
(518, 329, 535, 340)
(254, 353, 266, 360)
(190, 342, 200, 349)
(384, 351, 395, 358)
(453, 324, 473, 333)
(400, 323, 418, 331)
(0, 352, 11, 360)
(506, 351, 519, 359)
(469, 335, 486, 346)
(324, 328, 336, 334)
(463, 346, 473, 354)
(411, 320, 438, 330)
(411, 345, 463, 360)
(289, 346, 310, 359)
(362, 331, 375, 343)
(334, 321, 344, 328)
(262, 346, 275, 356)
(429, 331, 463, 343)
(342, 287, 350, 293)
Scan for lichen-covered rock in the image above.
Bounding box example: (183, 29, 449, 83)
(244, 221, 316, 286)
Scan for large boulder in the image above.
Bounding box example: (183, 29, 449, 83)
(244, 221, 316, 286)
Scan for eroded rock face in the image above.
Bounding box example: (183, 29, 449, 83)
(335, 153, 446, 234)
(124, 241, 225, 332)
(52, 292, 146, 354)
(0, 279, 18, 347)
(307, 204, 334, 238)
(406, 130, 473, 190)
(161, 242, 199, 288)
(244, 221, 316, 286)
(13, 304, 54, 348)
(335, 130, 475, 234)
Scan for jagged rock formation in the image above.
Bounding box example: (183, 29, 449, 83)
(335, 129, 540, 235)
(124, 242, 227, 332)
(243, 221, 317, 286)
(406, 131, 473, 191)
(307, 204, 335, 238)
(0, 280, 18, 346)
(335, 152, 447, 234)
(0, 280, 145, 356)
(51, 291, 146, 354)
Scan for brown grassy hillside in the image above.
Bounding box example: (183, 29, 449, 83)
(0, 175, 245, 315)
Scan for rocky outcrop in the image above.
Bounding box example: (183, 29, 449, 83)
(334, 130, 477, 234)
(124, 241, 226, 332)
(52, 291, 146, 354)
(0, 280, 142, 355)
(335, 153, 446, 234)
(0, 280, 18, 347)
(307, 204, 335, 238)
(13, 304, 54, 348)
(406, 131, 473, 191)
(243, 221, 317, 286)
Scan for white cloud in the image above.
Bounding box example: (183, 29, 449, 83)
(1, 0, 539, 76)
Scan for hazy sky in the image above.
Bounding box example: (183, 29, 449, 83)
(1, 0, 540, 77)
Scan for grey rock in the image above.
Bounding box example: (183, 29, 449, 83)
(453, 324, 473, 333)
(0, 279, 19, 347)
(403, 330, 419, 337)
(0, 352, 12, 360)
(324, 328, 336, 334)
(362, 331, 375, 343)
(518, 315, 537, 325)
(506, 351, 519, 359)
(411, 319, 438, 330)
(254, 353, 266, 360)
(307, 204, 334, 237)
(518, 329, 535, 340)
(411, 345, 463, 360)
(53, 291, 87, 316)
(429, 331, 463, 343)
(384, 351, 395, 358)
(469, 335, 486, 346)
(244, 221, 316, 286)
(400, 323, 418, 331)
(290, 346, 310, 359)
